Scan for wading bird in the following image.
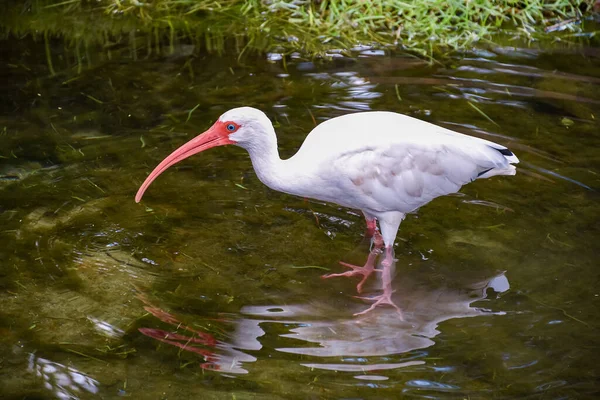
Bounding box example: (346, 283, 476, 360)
(135, 107, 518, 312)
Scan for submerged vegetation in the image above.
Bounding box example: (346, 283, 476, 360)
(0, 0, 597, 62)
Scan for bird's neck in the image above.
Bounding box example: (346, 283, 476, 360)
(244, 133, 309, 197)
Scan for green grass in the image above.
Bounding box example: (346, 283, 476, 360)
(0, 0, 596, 60)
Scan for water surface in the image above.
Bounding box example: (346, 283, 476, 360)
(1, 38, 599, 399)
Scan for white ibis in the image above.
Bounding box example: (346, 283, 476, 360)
(135, 107, 518, 310)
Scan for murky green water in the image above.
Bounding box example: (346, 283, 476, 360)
(1, 36, 599, 399)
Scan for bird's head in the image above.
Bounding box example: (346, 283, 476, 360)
(134, 107, 273, 203)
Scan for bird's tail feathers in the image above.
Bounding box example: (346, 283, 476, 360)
(502, 152, 519, 164)
(478, 165, 517, 179)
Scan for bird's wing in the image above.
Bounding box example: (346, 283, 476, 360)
(301, 111, 518, 164)
(300, 113, 516, 213)
(324, 143, 476, 213)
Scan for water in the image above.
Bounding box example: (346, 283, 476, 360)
(1, 37, 599, 399)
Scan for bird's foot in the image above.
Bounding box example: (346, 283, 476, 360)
(321, 250, 379, 293)
(354, 291, 403, 318)
(321, 261, 375, 294)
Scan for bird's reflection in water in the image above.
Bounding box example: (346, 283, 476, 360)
(139, 256, 509, 375)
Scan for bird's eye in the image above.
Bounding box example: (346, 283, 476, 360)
(226, 123, 236, 132)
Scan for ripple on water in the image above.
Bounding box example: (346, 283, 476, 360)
(535, 380, 567, 391)
(405, 379, 461, 390)
(354, 375, 389, 381)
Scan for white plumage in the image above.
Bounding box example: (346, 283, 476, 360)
(136, 107, 518, 254)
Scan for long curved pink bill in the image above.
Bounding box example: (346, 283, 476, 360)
(135, 125, 232, 203)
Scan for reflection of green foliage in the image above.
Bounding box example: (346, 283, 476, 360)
(0, 0, 595, 60)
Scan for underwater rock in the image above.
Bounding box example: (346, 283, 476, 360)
(0, 162, 43, 186)
(0, 249, 152, 347)
(19, 197, 113, 234)
(446, 229, 511, 252)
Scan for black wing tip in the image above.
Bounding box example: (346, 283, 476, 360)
(477, 168, 493, 177)
(496, 147, 514, 157)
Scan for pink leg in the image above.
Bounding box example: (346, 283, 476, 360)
(380, 246, 394, 268)
(365, 217, 377, 238)
(321, 216, 383, 293)
(365, 217, 385, 251)
(354, 246, 403, 317)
